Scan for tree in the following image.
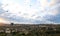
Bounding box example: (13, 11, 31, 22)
(11, 23, 14, 26)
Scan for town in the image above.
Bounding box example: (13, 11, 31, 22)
(0, 23, 60, 36)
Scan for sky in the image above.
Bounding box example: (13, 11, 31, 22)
(0, 0, 60, 24)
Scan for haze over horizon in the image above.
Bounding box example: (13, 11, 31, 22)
(0, 0, 60, 24)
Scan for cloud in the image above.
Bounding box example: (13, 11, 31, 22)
(44, 15, 60, 23)
(0, 0, 60, 24)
